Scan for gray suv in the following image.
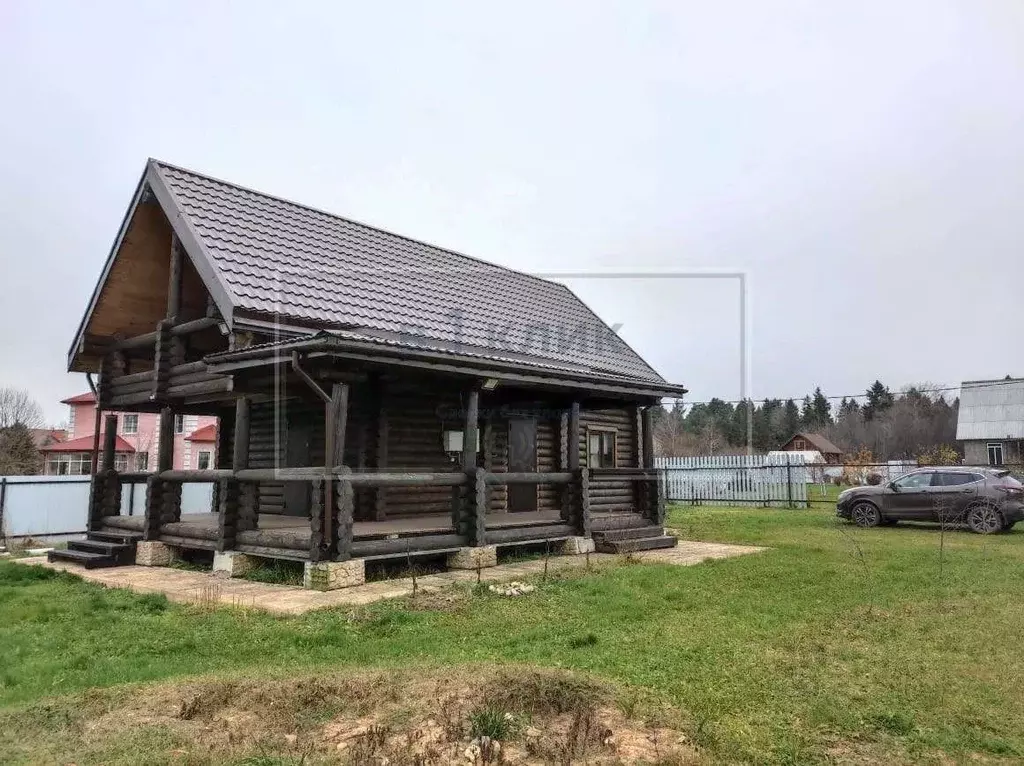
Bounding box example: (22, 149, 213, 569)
(836, 468, 1024, 534)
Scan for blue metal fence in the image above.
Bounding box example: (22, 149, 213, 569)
(0, 475, 213, 540)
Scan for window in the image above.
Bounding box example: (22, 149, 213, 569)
(47, 452, 92, 475)
(174, 414, 185, 434)
(197, 450, 212, 470)
(114, 453, 129, 472)
(934, 472, 979, 487)
(893, 471, 932, 490)
(122, 414, 139, 434)
(987, 443, 1004, 466)
(136, 452, 149, 471)
(793, 438, 807, 450)
(587, 429, 616, 468)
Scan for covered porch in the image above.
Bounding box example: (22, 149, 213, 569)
(83, 332, 669, 582)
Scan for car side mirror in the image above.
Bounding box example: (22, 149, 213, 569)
(888, 482, 898, 492)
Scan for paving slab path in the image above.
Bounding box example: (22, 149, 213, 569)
(16, 541, 763, 615)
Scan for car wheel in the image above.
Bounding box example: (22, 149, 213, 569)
(966, 504, 1004, 535)
(851, 501, 881, 528)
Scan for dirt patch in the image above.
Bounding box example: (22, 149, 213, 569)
(17, 666, 697, 764)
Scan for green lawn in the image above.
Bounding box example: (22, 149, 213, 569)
(2, 507, 1024, 764)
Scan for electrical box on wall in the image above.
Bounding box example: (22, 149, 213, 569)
(442, 430, 480, 453)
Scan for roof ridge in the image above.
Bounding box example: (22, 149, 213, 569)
(149, 158, 566, 291)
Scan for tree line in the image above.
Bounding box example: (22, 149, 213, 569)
(652, 380, 959, 461)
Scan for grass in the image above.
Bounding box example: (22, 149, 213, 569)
(2, 505, 1024, 763)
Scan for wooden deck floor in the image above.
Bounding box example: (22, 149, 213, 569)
(105, 510, 568, 539)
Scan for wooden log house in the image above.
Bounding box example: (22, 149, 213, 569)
(53, 159, 686, 575)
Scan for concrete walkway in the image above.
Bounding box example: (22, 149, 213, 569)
(18, 541, 763, 616)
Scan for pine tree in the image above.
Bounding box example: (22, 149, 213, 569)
(0, 423, 42, 475)
(799, 395, 814, 428)
(809, 387, 832, 429)
(863, 380, 894, 421)
(838, 397, 860, 419)
(782, 399, 800, 438)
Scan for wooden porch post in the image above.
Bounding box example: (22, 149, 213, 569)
(144, 407, 175, 540)
(101, 414, 117, 472)
(217, 397, 249, 552)
(89, 414, 121, 530)
(457, 387, 480, 541)
(567, 401, 590, 535)
(313, 383, 350, 561)
(373, 378, 388, 521)
(641, 405, 658, 521)
(330, 383, 352, 560)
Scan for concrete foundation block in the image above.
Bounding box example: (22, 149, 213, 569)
(447, 545, 497, 570)
(304, 559, 366, 591)
(136, 541, 177, 567)
(212, 551, 257, 578)
(559, 536, 596, 555)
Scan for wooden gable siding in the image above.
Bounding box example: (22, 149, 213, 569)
(580, 407, 639, 512)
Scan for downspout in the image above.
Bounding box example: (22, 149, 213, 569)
(290, 352, 333, 558)
(87, 373, 102, 476)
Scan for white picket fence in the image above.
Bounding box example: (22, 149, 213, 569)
(655, 454, 810, 508)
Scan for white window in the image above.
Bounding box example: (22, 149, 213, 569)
(48, 452, 92, 475)
(197, 450, 212, 470)
(136, 451, 149, 471)
(174, 414, 185, 434)
(988, 443, 1004, 466)
(114, 453, 129, 472)
(122, 414, 139, 434)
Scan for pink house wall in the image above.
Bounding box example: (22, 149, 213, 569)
(65, 396, 218, 471)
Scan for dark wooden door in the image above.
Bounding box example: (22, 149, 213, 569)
(507, 418, 537, 512)
(283, 421, 312, 517)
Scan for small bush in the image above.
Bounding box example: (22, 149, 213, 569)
(568, 632, 598, 649)
(468, 705, 516, 740)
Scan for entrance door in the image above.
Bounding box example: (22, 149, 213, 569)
(507, 419, 537, 512)
(283, 421, 313, 517)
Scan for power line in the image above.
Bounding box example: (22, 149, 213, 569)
(672, 378, 1021, 407)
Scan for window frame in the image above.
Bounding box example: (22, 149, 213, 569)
(586, 427, 618, 469)
(197, 450, 212, 470)
(893, 471, 932, 490)
(987, 442, 1004, 466)
(135, 451, 149, 471)
(122, 413, 139, 435)
(174, 414, 185, 434)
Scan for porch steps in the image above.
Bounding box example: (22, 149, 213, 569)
(48, 531, 141, 569)
(592, 524, 678, 554)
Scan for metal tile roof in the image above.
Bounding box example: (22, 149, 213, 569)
(956, 378, 1024, 440)
(150, 160, 667, 385)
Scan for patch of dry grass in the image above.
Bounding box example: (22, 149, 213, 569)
(0, 666, 696, 765)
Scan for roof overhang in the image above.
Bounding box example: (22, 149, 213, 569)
(66, 159, 238, 373)
(206, 334, 687, 401)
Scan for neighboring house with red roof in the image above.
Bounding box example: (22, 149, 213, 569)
(40, 391, 217, 474)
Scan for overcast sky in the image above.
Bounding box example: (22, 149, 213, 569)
(1, 1, 1022, 425)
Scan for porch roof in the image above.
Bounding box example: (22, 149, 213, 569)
(205, 330, 688, 400)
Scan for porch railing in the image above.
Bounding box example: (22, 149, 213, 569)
(88, 465, 663, 561)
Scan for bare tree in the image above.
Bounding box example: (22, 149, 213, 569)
(0, 387, 44, 429)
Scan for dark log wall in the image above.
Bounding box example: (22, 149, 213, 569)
(580, 407, 639, 512)
(381, 379, 463, 517)
(244, 378, 643, 519)
(483, 413, 560, 513)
